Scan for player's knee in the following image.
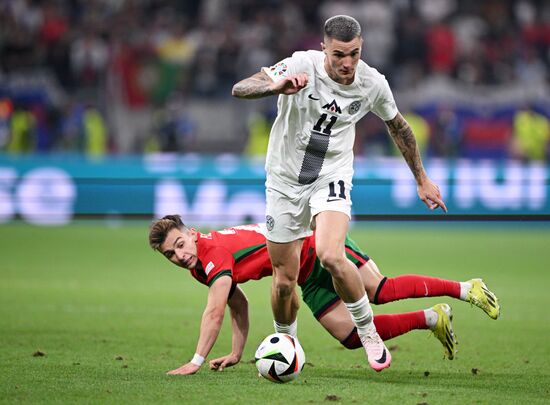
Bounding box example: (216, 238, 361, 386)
(318, 250, 346, 276)
(273, 278, 297, 299)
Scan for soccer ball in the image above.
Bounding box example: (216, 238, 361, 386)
(254, 333, 305, 383)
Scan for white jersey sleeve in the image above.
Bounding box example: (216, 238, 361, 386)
(370, 75, 398, 121)
(262, 52, 311, 82)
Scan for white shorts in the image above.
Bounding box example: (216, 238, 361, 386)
(265, 174, 353, 243)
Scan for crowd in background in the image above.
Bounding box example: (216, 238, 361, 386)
(0, 0, 549, 159)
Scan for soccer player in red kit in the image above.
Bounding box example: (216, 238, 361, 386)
(149, 215, 499, 375)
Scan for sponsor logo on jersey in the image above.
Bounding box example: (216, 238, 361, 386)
(348, 101, 361, 114)
(322, 99, 342, 114)
(308, 94, 320, 100)
(266, 215, 275, 231)
(269, 62, 288, 77)
(205, 261, 215, 276)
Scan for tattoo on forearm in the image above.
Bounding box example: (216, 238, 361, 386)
(232, 71, 275, 99)
(385, 113, 425, 181)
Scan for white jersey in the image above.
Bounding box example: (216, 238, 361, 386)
(262, 50, 398, 187)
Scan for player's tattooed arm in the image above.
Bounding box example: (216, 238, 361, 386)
(232, 71, 276, 99)
(233, 71, 309, 99)
(385, 112, 427, 183)
(385, 113, 448, 212)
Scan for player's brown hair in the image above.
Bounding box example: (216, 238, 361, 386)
(324, 15, 361, 42)
(148, 214, 188, 251)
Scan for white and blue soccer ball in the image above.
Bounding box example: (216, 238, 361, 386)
(255, 333, 305, 383)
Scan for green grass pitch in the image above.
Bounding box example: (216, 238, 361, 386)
(1, 221, 549, 404)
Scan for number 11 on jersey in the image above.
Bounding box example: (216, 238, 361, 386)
(327, 180, 346, 201)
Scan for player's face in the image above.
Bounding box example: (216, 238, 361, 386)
(322, 36, 362, 85)
(159, 228, 199, 269)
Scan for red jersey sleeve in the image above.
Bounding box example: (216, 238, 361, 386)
(199, 246, 235, 287)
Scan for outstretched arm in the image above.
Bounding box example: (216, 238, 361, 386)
(167, 276, 232, 375)
(209, 286, 249, 371)
(385, 113, 447, 212)
(232, 70, 308, 99)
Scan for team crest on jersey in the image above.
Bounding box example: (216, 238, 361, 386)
(322, 99, 342, 114)
(266, 215, 275, 231)
(348, 101, 361, 115)
(269, 62, 287, 77)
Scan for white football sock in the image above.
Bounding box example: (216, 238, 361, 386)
(459, 281, 472, 300)
(424, 308, 438, 329)
(344, 294, 373, 336)
(424, 308, 439, 329)
(273, 319, 297, 337)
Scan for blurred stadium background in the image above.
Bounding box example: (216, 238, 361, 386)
(0, 0, 549, 224)
(1, 1, 550, 403)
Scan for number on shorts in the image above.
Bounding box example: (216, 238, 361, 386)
(328, 180, 346, 199)
(298, 114, 338, 185)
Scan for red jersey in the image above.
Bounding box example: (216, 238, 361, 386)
(190, 224, 317, 287)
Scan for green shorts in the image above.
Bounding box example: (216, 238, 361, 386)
(299, 235, 370, 319)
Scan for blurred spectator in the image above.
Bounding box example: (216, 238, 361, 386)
(0, 98, 13, 148)
(244, 111, 271, 157)
(107, 31, 154, 153)
(6, 106, 34, 153)
(153, 18, 196, 102)
(511, 106, 550, 161)
(40, 2, 73, 90)
(392, 8, 427, 88)
(430, 106, 462, 158)
(426, 20, 456, 75)
(70, 28, 109, 92)
(59, 101, 85, 151)
(83, 106, 108, 157)
(149, 94, 195, 153)
(417, 0, 456, 24)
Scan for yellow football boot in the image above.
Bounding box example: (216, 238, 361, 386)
(466, 278, 500, 320)
(431, 303, 458, 360)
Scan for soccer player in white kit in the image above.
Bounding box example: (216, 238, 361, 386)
(232, 15, 447, 372)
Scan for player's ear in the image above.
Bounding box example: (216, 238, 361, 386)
(321, 41, 326, 52)
(189, 228, 198, 241)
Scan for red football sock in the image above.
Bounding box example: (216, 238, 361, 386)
(340, 311, 428, 349)
(374, 275, 461, 304)
(373, 311, 428, 341)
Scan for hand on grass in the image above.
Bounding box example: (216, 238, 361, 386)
(166, 362, 200, 375)
(209, 353, 240, 372)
